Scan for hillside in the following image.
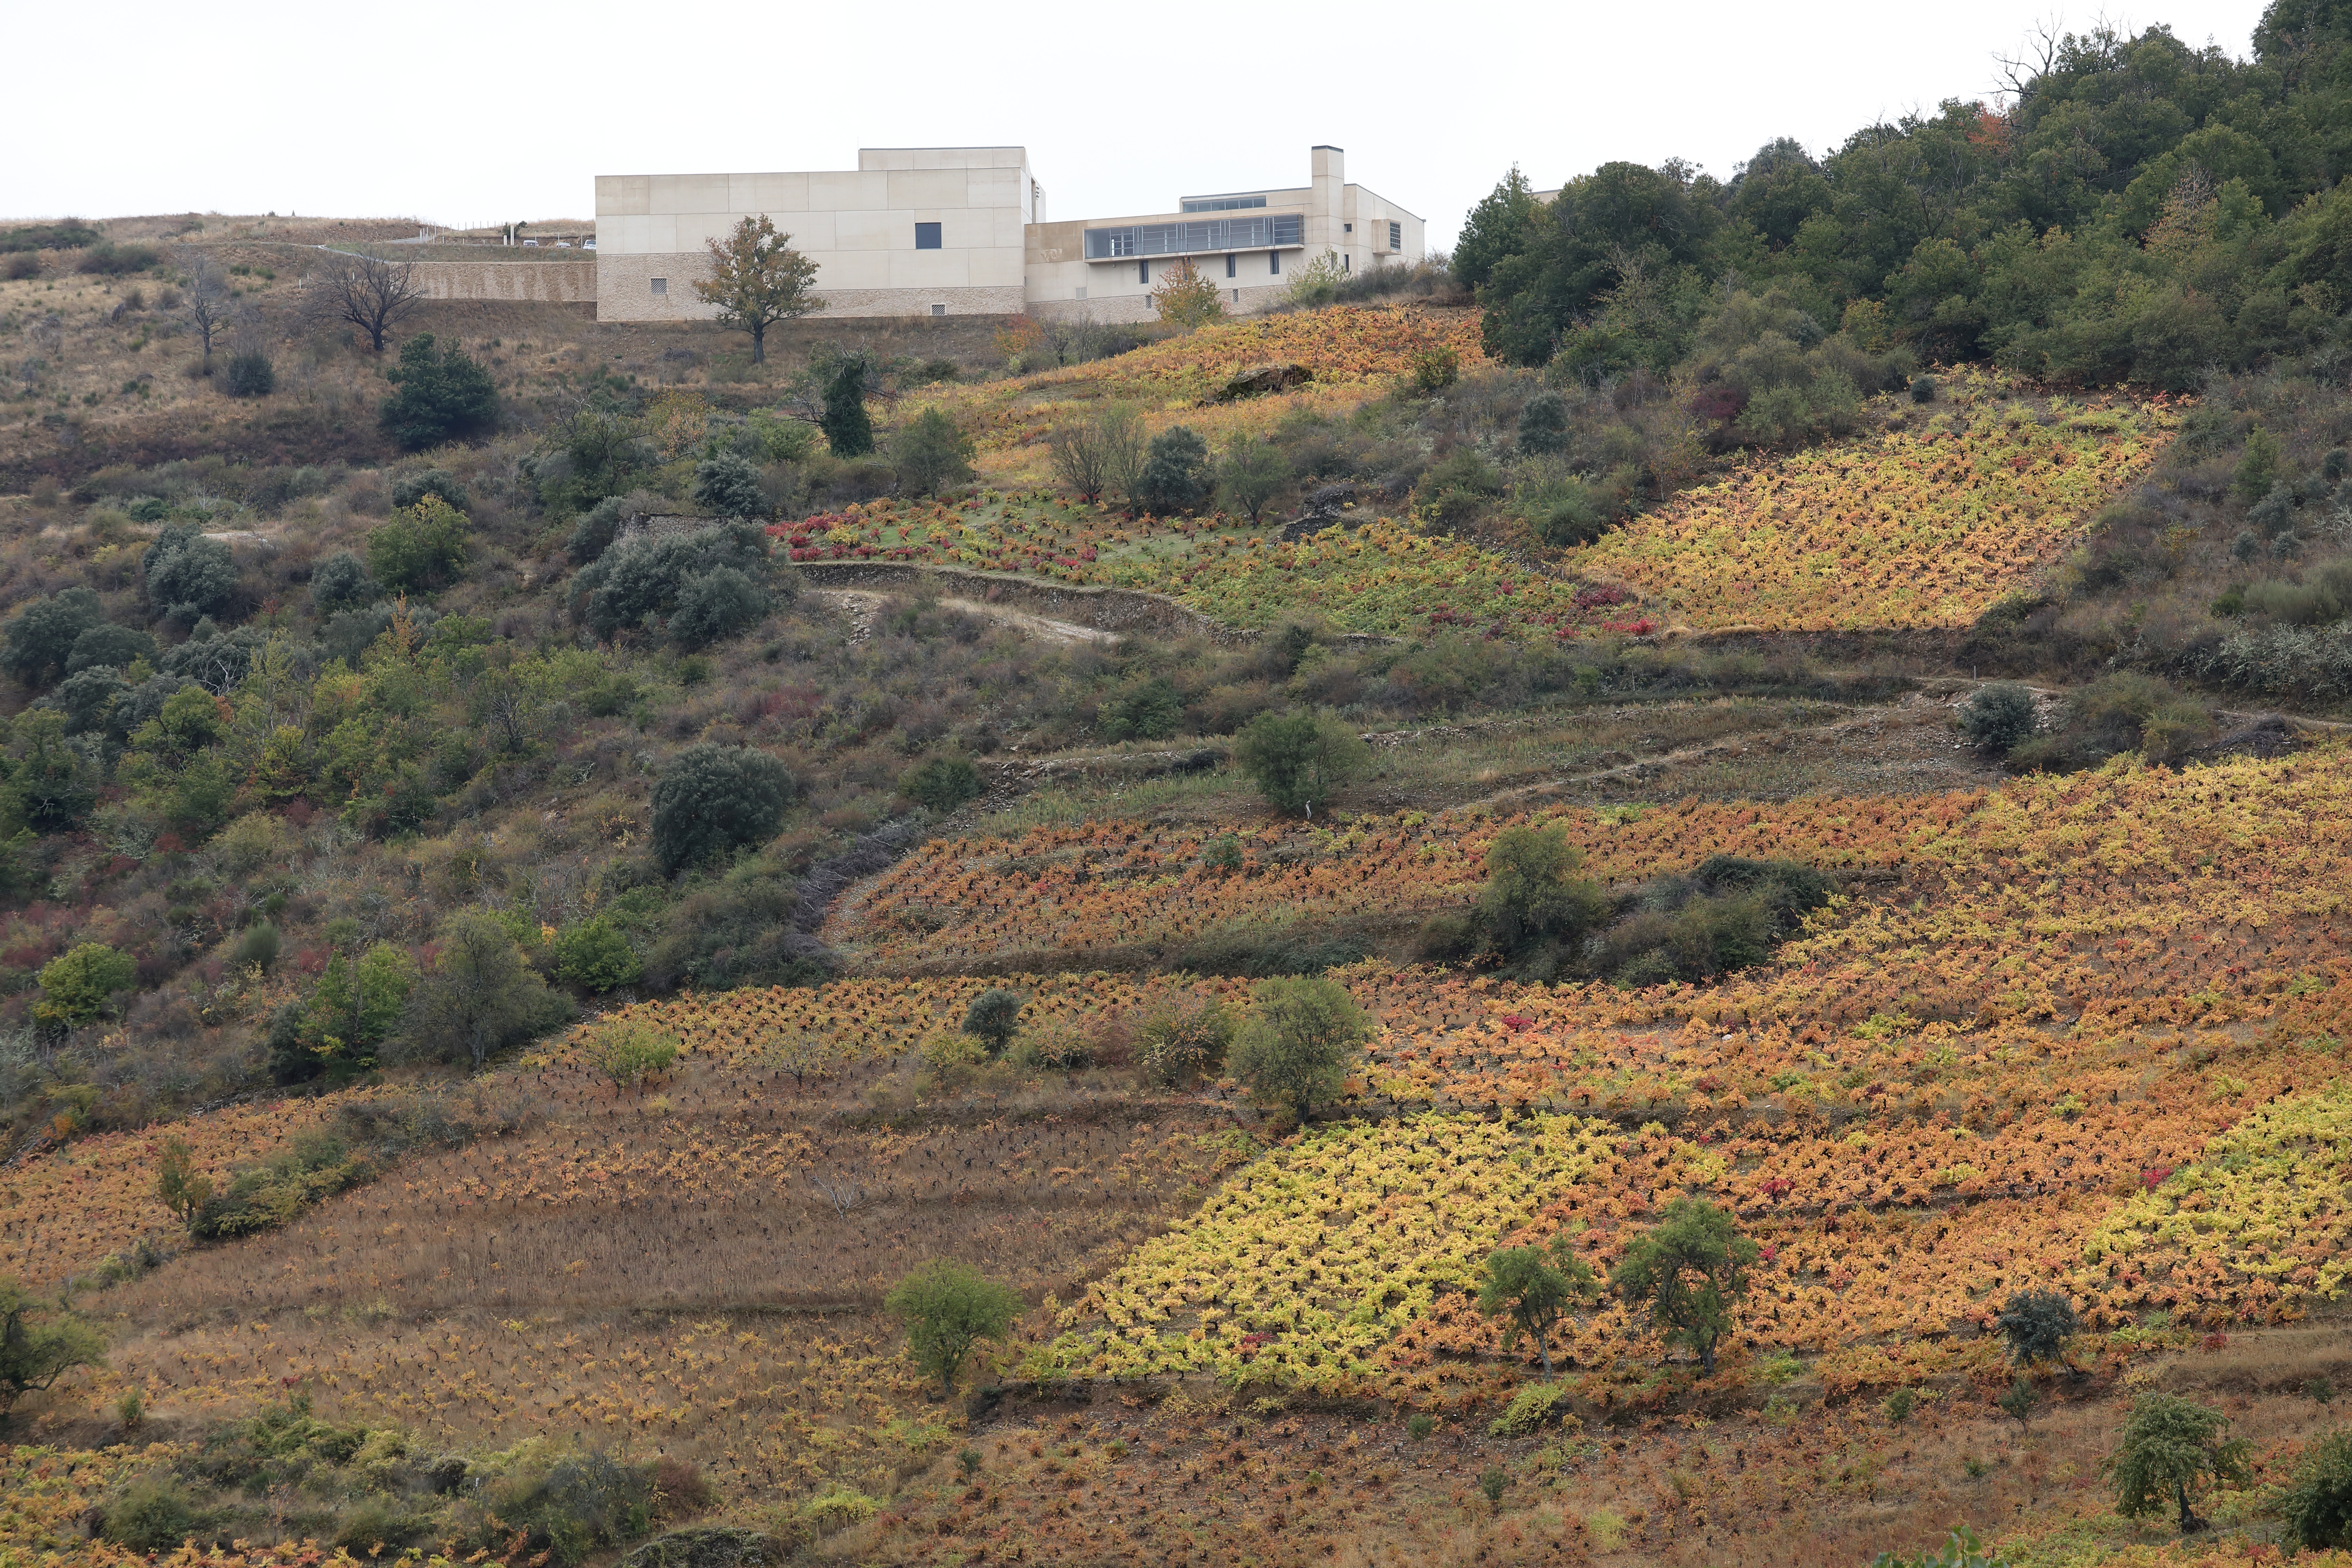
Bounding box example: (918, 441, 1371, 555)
(5, 36, 2352, 1561)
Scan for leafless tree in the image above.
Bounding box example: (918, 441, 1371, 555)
(306, 248, 424, 352)
(175, 250, 234, 371)
(810, 1168, 866, 1218)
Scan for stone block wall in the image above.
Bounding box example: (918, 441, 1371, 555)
(596, 250, 1021, 321)
(407, 260, 597, 303)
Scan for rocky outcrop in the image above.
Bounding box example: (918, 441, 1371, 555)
(1218, 362, 1314, 400)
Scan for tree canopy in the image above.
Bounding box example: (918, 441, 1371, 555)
(692, 215, 822, 365)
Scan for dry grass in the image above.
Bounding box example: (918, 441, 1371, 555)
(822, 1324, 2352, 1566)
(25, 1051, 1230, 1502)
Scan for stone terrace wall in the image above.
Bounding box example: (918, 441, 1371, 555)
(409, 260, 596, 303)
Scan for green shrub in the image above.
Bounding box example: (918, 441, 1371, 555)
(1609, 1197, 1756, 1373)
(1100, 675, 1183, 741)
(186, 1130, 374, 1239)
(885, 1260, 1024, 1396)
(34, 941, 135, 1030)
(1136, 1000, 1234, 1085)
(890, 406, 976, 496)
(691, 451, 765, 518)
(1227, 973, 1370, 1123)
(2, 586, 104, 687)
(1133, 425, 1211, 514)
(367, 496, 470, 592)
(2104, 1393, 2252, 1535)
(580, 1019, 678, 1088)
(390, 468, 469, 511)
(380, 333, 498, 450)
(142, 522, 239, 623)
(1883, 1387, 1918, 1423)
(666, 566, 771, 650)
(1868, 1527, 2008, 1568)
(1409, 345, 1460, 392)
(1960, 683, 2038, 753)
(232, 922, 281, 972)
(572, 522, 783, 645)
(962, 988, 1026, 1054)
(1518, 390, 1570, 454)
(922, 1031, 992, 1086)
(1407, 1413, 1435, 1440)
(552, 917, 642, 990)
(223, 350, 275, 397)
(0, 1280, 107, 1412)
(398, 911, 572, 1070)
(820, 357, 874, 457)
(309, 551, 379, 615)
(901, 755, 982, 812)
(1488, 1382, 1572, 1437)
(1996, 1288, 2080, 1366)
(1232, 708, 1369, 816)
(2281, 1425, 2352, 1552)
(100, 1476, 202, 1551)
(650, 744, 795, 872)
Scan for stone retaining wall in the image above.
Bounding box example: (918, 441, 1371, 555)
(407, 260, 596, 303)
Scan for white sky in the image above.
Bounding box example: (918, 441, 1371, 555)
(7, 0, 2272, 250)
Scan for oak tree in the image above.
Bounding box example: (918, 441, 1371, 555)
(693, 215, 822, 365)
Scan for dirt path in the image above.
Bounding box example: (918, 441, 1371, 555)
(805, 587, 1121, 646)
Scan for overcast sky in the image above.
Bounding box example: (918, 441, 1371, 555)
(9, 0, 2273, 248)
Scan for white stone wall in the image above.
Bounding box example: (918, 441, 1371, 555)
(596, 146, 1032, 323)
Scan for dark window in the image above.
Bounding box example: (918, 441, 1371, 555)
(914, 222, 942, 249)
(1139, 260, 1148, 284)
(1225, 253, 1235, 278)
(1269, 250, 1280, 274)
(1181, 195, 1268, 212)
(1344, 223, 1352, 233)
(650, 278, 667, 295)
(931, 303, 946, 316)
(1344, 254, 1350, 271)
(1389, 220, 1402, 251)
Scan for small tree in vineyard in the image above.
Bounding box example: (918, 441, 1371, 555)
(886, 1260, 1023, 1397)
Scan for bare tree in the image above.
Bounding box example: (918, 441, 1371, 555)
(810, 1168, 866, 1218)
(175, 250, 234, 372)
(306, 249, 424, 352)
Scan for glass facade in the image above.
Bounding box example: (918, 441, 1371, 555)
(1084, 213, 1303, 260)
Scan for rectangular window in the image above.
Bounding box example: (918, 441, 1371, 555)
(1225, 253, 1235, 278)
(1181, 195, 1267, 212)
(1074, 286, 1086, 301)
(914, 222, 942, 249)
(1344, 223, 1352, 233)
(650, 277, 667, 295)
(1139, 260, 1148, 284)
(931, 303, 946, 316)
(1231, 288, 1240, 304)
(1389, 220, 1402, 251)
(1269, 250, 1279, 274)
(1343, 254, 1350, 271)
